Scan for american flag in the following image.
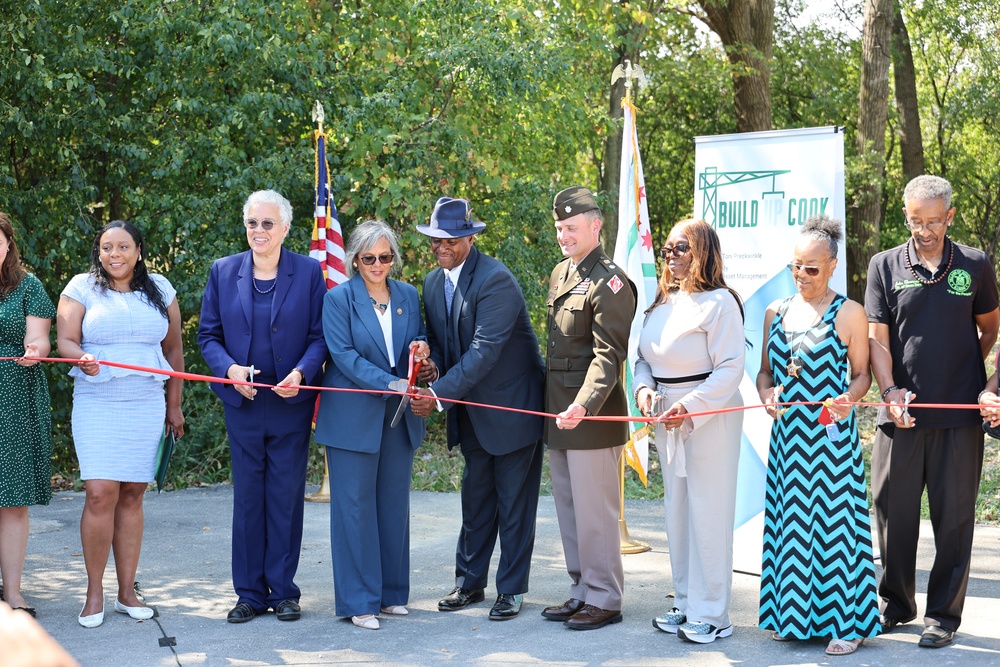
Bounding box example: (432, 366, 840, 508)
(310, 130, 347, 288)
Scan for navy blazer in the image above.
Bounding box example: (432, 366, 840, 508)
(423, 246, 545, 456)
(198, 248, 328, 408)
(314, 274, 426, 453)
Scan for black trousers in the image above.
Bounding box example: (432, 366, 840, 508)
(871, 424, 984, 630)
(453, 407, 543, 595)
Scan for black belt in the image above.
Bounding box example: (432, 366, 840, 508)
(654, 372, 710, 384)
(548, 357, 589, 371)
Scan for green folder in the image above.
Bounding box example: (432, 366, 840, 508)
(155, 426, 176, 493)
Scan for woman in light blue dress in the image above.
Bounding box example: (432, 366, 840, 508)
(56, 221, 185, 628)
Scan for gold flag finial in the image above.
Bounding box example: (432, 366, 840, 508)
(610, 59, 648, 104)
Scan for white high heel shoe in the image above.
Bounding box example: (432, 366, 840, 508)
(78, 601, 105, 628)
(114, 598, 154, 620)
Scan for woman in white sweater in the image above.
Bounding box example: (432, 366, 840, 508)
(634, 219, 746, 645)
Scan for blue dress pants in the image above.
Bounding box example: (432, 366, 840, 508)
(326, 401, 416, 617)
(225, 391, 312, 611)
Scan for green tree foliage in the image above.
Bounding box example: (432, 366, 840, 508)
(0, 0, 594, 483)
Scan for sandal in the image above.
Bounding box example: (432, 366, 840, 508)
(825, 638, 863, 656)
(771, 631, 795, 641)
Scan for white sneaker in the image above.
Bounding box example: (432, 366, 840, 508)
(652, 607, 686, 634)
(677, 621, 733, 644)
(351, 614, 380, 630)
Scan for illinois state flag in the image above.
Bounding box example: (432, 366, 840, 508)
(613, 97, 657, 485)
(311, 131, 348, 288)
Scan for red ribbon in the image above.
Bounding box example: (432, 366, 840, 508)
(0, 356, 986, 423)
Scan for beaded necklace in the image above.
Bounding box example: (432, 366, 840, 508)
(252, 263, 278, 295)
(905, 237, 953, 286)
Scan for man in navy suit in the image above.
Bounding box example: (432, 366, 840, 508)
(411, 197, 545, 620)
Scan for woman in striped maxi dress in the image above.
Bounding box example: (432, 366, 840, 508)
(756, 215, 880, 656)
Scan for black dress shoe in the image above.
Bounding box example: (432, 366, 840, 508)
(488, 594, 522, 621)
(880, 614, 915, 633)
(274, 599, 301, 621)
(437, 587, 485, 611)
(918, 625, 955, 648)
(227, 602, 257, 623)
(541, 598, 585, 621)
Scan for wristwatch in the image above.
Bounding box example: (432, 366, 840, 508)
(292, 367, 305, 383)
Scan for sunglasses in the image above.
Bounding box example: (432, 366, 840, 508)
(244, 218, 277, 231)
(787, 262, 827, 277)
(659, 243, 690, 259)
(359, 252, 395, 266)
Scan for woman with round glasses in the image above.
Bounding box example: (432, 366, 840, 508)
(755, 215, 879, 656)
(198, 190, 328, 624)
(633, 219, 746, 644)
(314, 219, 428, 630)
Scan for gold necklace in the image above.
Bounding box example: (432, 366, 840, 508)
(785, 290, 831, 378)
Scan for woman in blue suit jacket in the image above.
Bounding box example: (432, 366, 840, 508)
(197, 190, 328, 624)
(314, 219, 427, 631)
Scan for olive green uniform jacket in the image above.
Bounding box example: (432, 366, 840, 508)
(544, 245, 636, 450)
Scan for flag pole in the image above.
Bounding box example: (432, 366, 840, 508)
(305, 100, 332, 504)
(613, 61, 651, 554)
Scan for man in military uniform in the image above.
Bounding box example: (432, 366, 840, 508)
(541, 186, 636, 630)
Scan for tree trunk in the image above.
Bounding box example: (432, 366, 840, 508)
(848, 0, 893, 301)
(697, 0, 774, 133)
(892, 2, 925, 183)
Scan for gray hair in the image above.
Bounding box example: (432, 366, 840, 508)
(903, 175, 953, 210)
(243, 190, 293, 228)
(345, 219, 402, 278)
(801, 215, 842, 259)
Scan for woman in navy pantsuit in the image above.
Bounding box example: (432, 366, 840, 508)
(198, 190, 327, 624)
(314, 220, 427, 630)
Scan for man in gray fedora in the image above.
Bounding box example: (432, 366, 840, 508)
(411, 197, 545, 620)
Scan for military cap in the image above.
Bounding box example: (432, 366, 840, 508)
(552, 186, 600, 220)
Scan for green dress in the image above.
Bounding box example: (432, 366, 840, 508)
(0, 273, 56, 507)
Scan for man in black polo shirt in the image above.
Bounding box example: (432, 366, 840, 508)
(865, 174, 999, 649)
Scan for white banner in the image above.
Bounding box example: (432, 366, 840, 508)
(693, 126, 846, 574)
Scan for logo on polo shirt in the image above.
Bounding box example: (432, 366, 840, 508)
(947, 269, 973, 297)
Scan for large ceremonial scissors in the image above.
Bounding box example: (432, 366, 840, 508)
(390, 348, 423, 427)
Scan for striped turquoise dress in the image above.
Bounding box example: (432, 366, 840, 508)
(759, 294, 880, 640)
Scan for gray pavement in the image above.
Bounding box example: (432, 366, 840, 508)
(20, 486, 1000, 666)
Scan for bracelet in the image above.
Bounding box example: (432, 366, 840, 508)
(881, 385, 898, 401)
(633, 385, 647, 407)
(979, 389, 995, 403)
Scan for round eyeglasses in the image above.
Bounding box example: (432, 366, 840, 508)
(244, 218, 277, 231)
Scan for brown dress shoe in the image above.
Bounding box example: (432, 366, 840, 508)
(565, 604, 623, 630)
(541, 598, 586, 621)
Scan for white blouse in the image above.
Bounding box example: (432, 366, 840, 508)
(634, 288, 746, 430)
